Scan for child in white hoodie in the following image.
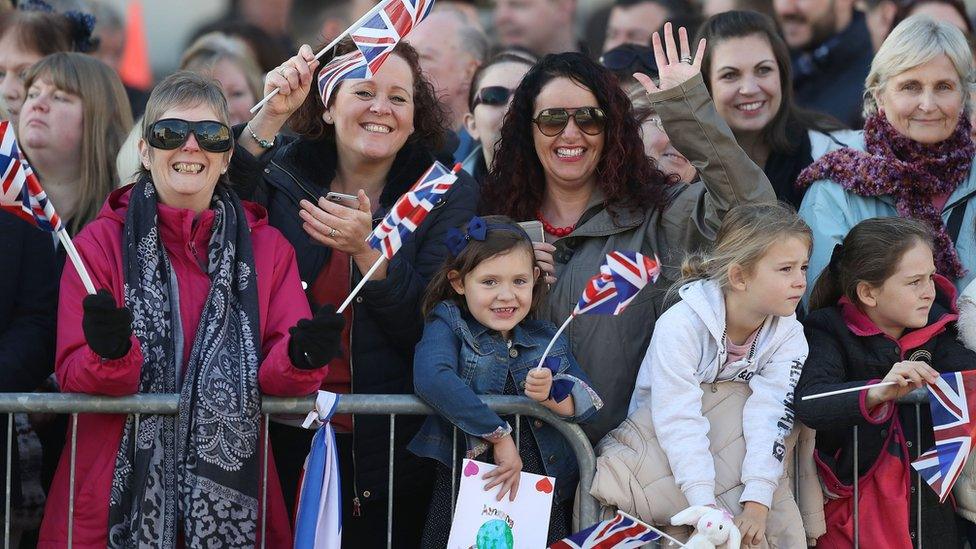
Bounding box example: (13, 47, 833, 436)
(629, 202, 811, 547)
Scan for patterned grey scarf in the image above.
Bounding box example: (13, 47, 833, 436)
(107, 177, 262, 548)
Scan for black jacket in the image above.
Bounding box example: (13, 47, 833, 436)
(795, 277, 974, 546)
(229, 130, 480, 502)
(0, 211, 58, 506)
(790, 11, 873, 129)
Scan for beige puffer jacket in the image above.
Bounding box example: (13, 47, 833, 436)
(591, 382, 825, 547)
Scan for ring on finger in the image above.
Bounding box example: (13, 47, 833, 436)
(680, 56, 692, 64)
(328, 227, 338, 238)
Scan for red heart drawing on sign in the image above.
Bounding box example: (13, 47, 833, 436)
(463, 460, 479, 477)
(535, 477, 553, 494)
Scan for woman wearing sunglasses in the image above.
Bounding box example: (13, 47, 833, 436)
(40, 71, 342, 548)
(482, 22, 775, 443)
(461, 49, 536, 185)
(230, 38, 478, 547)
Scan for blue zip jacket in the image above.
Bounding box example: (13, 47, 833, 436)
(799, 132, 976, 298)
(409, 300, 602, 502)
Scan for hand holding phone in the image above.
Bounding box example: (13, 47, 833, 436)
(324, 191, 361, 209)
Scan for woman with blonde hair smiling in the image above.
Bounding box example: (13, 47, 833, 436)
(798, 15, 976, 293)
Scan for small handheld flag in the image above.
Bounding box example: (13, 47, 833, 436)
(350, 0, 434, 76)
(549, 510, 679, 549)
(911, 371, 976, 502)
(335, 161, 459, 313)
(536, 252, 660, 369)
(251, 0, 435, 113)
(0, 121, 95, 294)
(317, 50, 369, 107)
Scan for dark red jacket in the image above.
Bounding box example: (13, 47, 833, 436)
(38, 186, 327, 548)
(795, 275, 974, 547)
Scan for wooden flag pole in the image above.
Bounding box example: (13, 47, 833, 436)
(800, 381, 898, 401)
(57, 230, 95, 295)
(535, 315, 574, 370)
(336, 255, 387, 314)
(249, 0, 390, 114)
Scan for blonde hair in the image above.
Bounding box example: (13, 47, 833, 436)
(180, 32, 264, 106)
(23, 53, 132, 235)
(678, 202, 812, 291)
(863, 14, 974, 117)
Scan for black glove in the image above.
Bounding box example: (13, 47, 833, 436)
(82, 289, 134, 360)
(288, 304, 345, 370)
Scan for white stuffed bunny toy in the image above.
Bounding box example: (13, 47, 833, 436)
(670, 505, 741, 549)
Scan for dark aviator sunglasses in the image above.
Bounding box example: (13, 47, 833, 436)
(532, 107, 607, 137)
(146, 118, 233, 153)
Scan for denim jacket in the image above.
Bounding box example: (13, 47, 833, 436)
(409, 300, 602, 502)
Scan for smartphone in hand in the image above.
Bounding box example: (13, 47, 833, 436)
(324, 191, 361, 209)
(517, 220, 545, 243)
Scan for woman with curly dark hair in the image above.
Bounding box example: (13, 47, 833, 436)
(229, 38, 478, 547)
(483, 23, 775, 442)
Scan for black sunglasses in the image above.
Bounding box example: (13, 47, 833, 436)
(599, 46, 658, 77)
(532, 107, 607, 137)
(472, 86, 514, 109)
(146, 118, 233, 153)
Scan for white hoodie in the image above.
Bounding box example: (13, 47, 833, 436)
(628, 279, 808, 508)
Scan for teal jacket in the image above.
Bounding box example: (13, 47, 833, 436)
(798, 132, 976, 298)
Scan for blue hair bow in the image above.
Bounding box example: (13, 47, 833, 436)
(445, 216, 488, 256)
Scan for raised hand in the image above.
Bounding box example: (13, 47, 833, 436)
(633, 22, 705, 95)
(259, 44, 320, 121)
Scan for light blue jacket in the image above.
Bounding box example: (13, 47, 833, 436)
(798, 132, 976, 297)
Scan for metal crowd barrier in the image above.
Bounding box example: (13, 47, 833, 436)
(0, 393, 597, 549)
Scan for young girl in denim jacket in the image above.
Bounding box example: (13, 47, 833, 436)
(795, 217, 976, 547)
(409, 215, 602, 547)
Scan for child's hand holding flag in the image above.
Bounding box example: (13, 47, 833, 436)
(535, 251, 661, 370)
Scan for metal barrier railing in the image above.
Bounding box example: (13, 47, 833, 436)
(0, 393, 597, 549)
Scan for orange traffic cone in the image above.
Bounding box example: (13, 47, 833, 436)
(117, 0, 152, 90)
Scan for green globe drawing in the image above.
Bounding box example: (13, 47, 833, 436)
(475, 519, 514, 549)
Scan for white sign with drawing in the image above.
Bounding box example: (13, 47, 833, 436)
(447, 459, 556, 549)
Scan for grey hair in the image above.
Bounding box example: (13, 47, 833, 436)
(863, 14, 974, 117)
(435, 6, 489, 64)
(142, 71, 231, 135)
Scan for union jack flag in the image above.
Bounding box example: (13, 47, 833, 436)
(0, 120, 62, 232)
(573, 251, 660, 316)
(350, 0, 435, 76)
(549, 511, 663, 549)
(317, 50, 370, 106)
(366, 161, 457, 259)
(911, 370, 976, 502)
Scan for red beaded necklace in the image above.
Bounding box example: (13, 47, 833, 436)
(536, 210, 575, 238)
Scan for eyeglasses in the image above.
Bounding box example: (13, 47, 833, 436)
(146, 118, 233, 153)
(532, 107, 607, 137)
(472, 86, 514, 109)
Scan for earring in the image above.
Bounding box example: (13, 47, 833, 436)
(221, 167, 228, 174)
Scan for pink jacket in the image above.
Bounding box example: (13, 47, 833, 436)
(39, 186, 326, 548)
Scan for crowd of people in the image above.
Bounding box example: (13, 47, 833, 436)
(4, 0, 976, 547)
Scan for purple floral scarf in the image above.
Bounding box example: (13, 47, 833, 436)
(796, 113, 975, 278)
